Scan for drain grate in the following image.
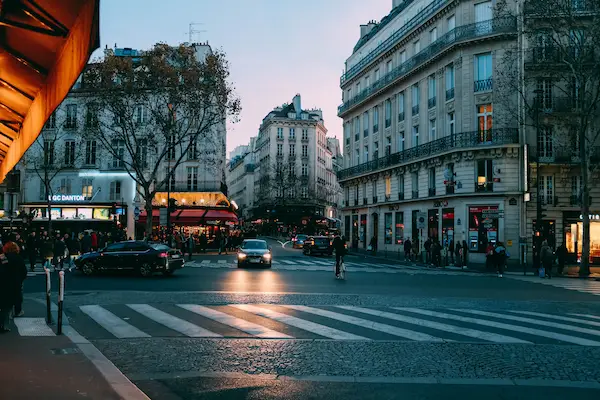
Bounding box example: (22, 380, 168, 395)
(50, 347, 80, 355)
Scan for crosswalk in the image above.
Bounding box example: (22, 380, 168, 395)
(507, 275, 600, 296)
(68, 303, 600, 346)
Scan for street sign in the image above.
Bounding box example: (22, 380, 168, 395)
(159, 208, 168, 226)
(134, 206, 141, 217)
(416, 212, 427, 229)
(482, 209, 504, 219)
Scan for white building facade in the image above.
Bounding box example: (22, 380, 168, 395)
(338, 0, 522, 264)
(226, 139, 258, 221)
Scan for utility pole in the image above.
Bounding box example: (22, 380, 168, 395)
(187, 22, 206, 43)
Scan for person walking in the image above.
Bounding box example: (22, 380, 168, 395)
(432, 240, 442, 268)
(26, 231, 39, 272)
(0, 242, 27, 330)
(404, 238, 412, 261)
(369, 235, 377, 256)
(53, 233, 66, 271)
(65, 233, 80, 270)
(41, 233, 54, 270)
(199, 233, 207, 253)
(455, 241, 462, 268)
(81, 231, 92, 254)
(485, 242, 495, 271)
(448, 239, 455, 266)
(555, 243, 567, 276)
(90, 231, 98, 251)
(540, 240, 554, 279)
(187, 234, 195, 261)
(494, 241, 508, 278)
(461, 240, 468, 268)
(5, 242, 27, 317)
(332, 234, 346, 278)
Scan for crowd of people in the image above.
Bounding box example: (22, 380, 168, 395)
(0, 235, 30, 332)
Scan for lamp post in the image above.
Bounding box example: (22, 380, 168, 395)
(533, 88, 544, 270)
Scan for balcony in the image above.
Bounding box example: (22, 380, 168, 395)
(412, 105, 419, 115)
(337, 128, 519, 181)
(398, 192, 405, 200)
(474, 78, 493, 92)
(398, 112, 405, 122)
(341, 0, 448, 85)
(301, 137, 309, 143)
(338, 17, 517, 116)
(524, 0, 600, 15)
(385, 194, 391, 201)
(529, 146, 600, 164)
(276, 136, 284, 142)
(570, 195, 593, 206)
(446, 87, 455, 101)
(428, 188, 436, 196)
(373, 196, 378, 203)
(428, 97, 436, 109)
(412, 190, 419, 199)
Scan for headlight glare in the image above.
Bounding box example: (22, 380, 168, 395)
(238, 253, 247, 259)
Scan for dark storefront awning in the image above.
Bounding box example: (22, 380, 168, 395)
(139, 208, 239, 225)
(0, 0, 100, 182)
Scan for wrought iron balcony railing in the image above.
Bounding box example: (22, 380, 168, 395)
(428, 97, 437, 109)
(529, 146, 600, 164)
(525, 46, 598, 66)
(474, 78, 493, 92)
(446, 87, 455, 101)
(337, 128, 519, 181)
(412, 105, 419, 115)
(524, 0, 600, 15)
(338, 17, 517, 116)
(398, 112, 405, 122)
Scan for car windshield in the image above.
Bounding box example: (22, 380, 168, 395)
(149, 244, 171, 251)
(242, 241, 268, 250)
(314, 238, 329, 244)
(297, 235, 307, 240)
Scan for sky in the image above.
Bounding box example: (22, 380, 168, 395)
(98, 0, 391, 155)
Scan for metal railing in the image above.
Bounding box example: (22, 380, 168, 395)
(446, 87, 455, 100)
(529, 146, 600, 163)
(526, 46, 598, 66)
(474, 78, 493, 92)
(338, 17, 517, 116)
(337, 128, 519, 181)
(524, 0, 600, 14)
(428, 97, 437, 109)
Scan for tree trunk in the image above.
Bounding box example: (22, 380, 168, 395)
(580, 137, 591, 276)
(45, 180, 53, 233)
(144, 200, 154, 239)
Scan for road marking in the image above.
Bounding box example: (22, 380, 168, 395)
(177, 304, 292, 338)
(338, 306, 530, 344)
(283, 305, 444, 342)
(295, 260, 316, 265)
(80, 305, 150, 339)
(570, 313, 600, 321)
(231, 304, 368, 340)
(511, 311, 600, 328)
(279, 259, 296, 265)
(127, 304, 221, 338)
(396, 308, 600, 346)
(217, 260, 227, 264)
(454, 309, 600, 338)
(201, 260, 210, 264)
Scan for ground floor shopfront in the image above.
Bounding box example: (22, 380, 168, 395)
(341, 194, 522, 265)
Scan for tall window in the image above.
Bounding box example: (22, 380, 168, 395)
(372, 179, 377, 201)
(373, 106, 379, 133)
(477, 104, 493, 142)
(85, 104, 98, 127)
(112, 139, 125, 168)
(134, 104, 147, 125)
(188, 137, 198, 160)
(364, 145, 369, 162)
(136, 140, 148, 167)
(397, 131, 405, 152)
(301, 129, 308, 140)
(385, 136, 392, 156)
(82, 179, 93, 199)
(44, 141, 54, 166)
(64, 140, 76, 166)
(354, 117, 360, 141)
(412, 125, 419, 147)
(85, 140, 97, 165)
(429, 119, 436, 142)
(447, 15, 455, 31)
(187, 167, 199, 190)
(411, 172, 419, 198)
(109, 181, 122, 201)
(474, 53, 492, 91)
(447, 112, 455, 137)
(537, 126, 553, 158)
(536, 78, 553, 110)
(445, 64, 455, 100)
(395, 212, 404, 244)
(411, 84, 420, 115)
(65, 104, 77, 129)
(289, 128, 295, 139)
(386, 60, 393, 73)
(429, 168, 436, 196)
(301, 163, 308, 177)
(59, 178, 71, 194)
(413, 39, 420, 53)
(428, 75, 436, 108)
(571, 77, 582, 109)
(289, 143, 295, 156)
(363, 111, 369, 137)
(571, 175, 582, 203)
(399, 50, 406, 64)
(398, 174, 405, 198)
(46, 112, 56, 129)
(476, 160, 493, 192)
(397, 92, 405, 121)
(374, 69, 380, 81)
(539, 176, 554, 205)
(302, 144, 308, 157)
(166, 135, 176, 160)
(430, 27, 438, 42)
(301, 187, 308, 199)
(385, 99, 392, 128)
(277, 127, 283, 139)
(373, 141, 379, 159)
(355, 148, 360, 166)
(277, 143, 283, 155)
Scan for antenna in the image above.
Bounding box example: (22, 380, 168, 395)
(186, 22, 207, 43)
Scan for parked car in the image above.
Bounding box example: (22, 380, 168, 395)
(303, 236, 333, 256)
(237, 239, 272, 268)
(291, 234, 308, 249)
(75, 241, 184, 277)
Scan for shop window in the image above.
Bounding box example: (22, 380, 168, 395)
(385, 176, 391, 198)
(442, 208, 454, 246)
(468, 206, 499, 253)
(476, 160, 493, 192)
(82, 179, 93, 199)
(395, 212, 404, 244)
(384, 213, 393, 244)
(428, 209, 439, 240)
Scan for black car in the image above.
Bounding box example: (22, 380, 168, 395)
(237, 239, 272, 268)
(303, 236, 333, 256)
(75, 241, 184, 277)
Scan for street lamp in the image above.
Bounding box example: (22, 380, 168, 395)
(533, 88, 544, 270)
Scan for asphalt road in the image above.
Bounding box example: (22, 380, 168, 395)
(22, 237, 600, 399)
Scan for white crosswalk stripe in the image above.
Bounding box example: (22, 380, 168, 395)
(69, 304, 600, 346)
(507, 276, 600, 296)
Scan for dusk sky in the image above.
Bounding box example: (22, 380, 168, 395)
(98, 0, 391, 155)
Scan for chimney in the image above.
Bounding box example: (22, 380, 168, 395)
(293, 94, 301, 117)
(360, 21, 377, 38)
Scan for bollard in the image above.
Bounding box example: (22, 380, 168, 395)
(57, 270, 65, 335)
(44, 266, 52, 324)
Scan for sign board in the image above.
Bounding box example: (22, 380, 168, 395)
(416, 212, 427, 229)
(48, 194, 85, 202)
(134, 206, 141, 217)
(507, 240, 513, 246)
(159, 208, 168, 226)
(482, 209, 504, 219)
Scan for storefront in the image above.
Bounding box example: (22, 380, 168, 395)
(467, 205, 499, 253)
(564, 211, 600, 264)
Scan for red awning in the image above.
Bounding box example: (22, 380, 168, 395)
(138, 208, 238, 225)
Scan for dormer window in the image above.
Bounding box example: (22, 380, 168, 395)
(302, 113, 308, 120)
(288, 112, 296, 119)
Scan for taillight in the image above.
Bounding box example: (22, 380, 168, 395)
(159, 252, 168, 258)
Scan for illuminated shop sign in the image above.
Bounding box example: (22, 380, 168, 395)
(49, 194, 86, 202)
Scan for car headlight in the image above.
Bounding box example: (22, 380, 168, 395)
(238, 253, 247, 259)
(263, 253, 271, 260)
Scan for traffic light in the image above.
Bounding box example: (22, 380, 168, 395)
(111, 202, 117, 215)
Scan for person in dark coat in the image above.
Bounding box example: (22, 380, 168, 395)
(90, 231, 98, 251)
(0, 242, 27, 331)
(555, 243, 567, 275)
(81, 231, 92, 254)
(462, 240, 468, 267)
(40, 234, 54, 269)
(53, 234, 66, 270)
(26, 231, 39, 272)
(455, 241, 462, 267)
(5, 242, 27, 317)
(404, 238, 412, 261)
(65, 233, 80, 270)
(448, 239, 455, 265)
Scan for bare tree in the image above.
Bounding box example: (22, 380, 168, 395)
(22, 112, 81, 233)
(495, 0, 600, 275)
(81, 43, 240, 236)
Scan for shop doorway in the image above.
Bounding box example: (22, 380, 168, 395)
(428, 209, 439, 241)
(371, 212, 379, 245)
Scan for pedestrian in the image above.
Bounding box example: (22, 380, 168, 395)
(65, 233, 80, 270)
(41, 233, 54, 270)
(0, 242, 28, 331)
(412, 238, 419, 262)
(448, 238, 455, 265)
(455, 241, 462, 268)
(555, 243, 567, 276)
(540, 240, 554, 279)
(461, 240, 468, 267)
(187, 234, 195, 261)
(494, 241, 508, 277)
(369, 235, 377, 255)
(5, 242, 27, 317)
(26, 231, 39, 272)
(81, 231, 92, 254)
(53, 233, 66, 271)
(432, 240, 442, 268)
(485, 242, 495, 271)
(91, 231, 98, 251)
(404, 238, 412, 261)
(424, 237, 432, 264)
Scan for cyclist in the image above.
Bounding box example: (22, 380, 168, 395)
(332, 234, 347, 278)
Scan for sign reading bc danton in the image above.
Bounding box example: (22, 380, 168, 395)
(48, 195, 86, 202)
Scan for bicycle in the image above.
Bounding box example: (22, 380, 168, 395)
(335, 255, 346, 280)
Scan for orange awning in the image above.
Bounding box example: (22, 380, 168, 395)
(139, 209, 239, 225)
(0, 0, 100, 182)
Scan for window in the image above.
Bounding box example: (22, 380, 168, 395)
(397, 92, 405, 121)
(167, 135, 176, 160)
(187, 167, 199, 190)
(385, 99, 392, 128)
(43, 141, 54, 166)
(412, 172, 419, 198)
(475, 1, 492, 34)
(384, 213, 393, 244)
(447, 112, 455, 137)
(362, 182, 367, 201)
(302, 144, 308, 157)
(59, 178, 72, 194)
(413, 39, 420, 53)
(539, 176, 554, 205)
(428, 75, 436, 108)
(356, 82, 361, 94)
(385, 136, 392, 156)
(301, 187, 308, 198)
(385, 176, 391, 197)
(46, 113, 56, 129)
(429, 168, 436, 196)
(445, 64, 455, 100)
(537, 126, 553, 158)
(476, 160, 493, 192)
(430, 27, 438, 42)
(411, 84, 420, 115)
(372, 179, 377, 201)
(289, 128, 295, 139)
(397, 131, 405, 152)
(477, 104, 493, 142)
(474, 53, 492, 91)
(65, 104, 77, 129)
(134, 104, 147, 125)
(429, 119, 436, 142)
(412, 125, 419, 147)
(447, 15, 455, 31)
(398, 174, 405, 198)
(136, 140, 148, 167)
(571, 175, 582, 204)
(374, 69, 380, 81)
(82, 179, 93, 199)
(399, 50, 406, 64)
(354, 117, 360, 141)
(188, 137, 198, 160)
(301, 163, 308, 177)
(277, 127, 283, 139)
(112, 139, 125, 168)
(289, 143, 295, 156)
(395, 212, 404, 244)
(109, 181, 122, 201)
(345, 186, 350, 204)
(302, 129, 308, 140)
(85, 105, 98, 127)
(373, 141, 379, 159)
(277, 143, 283, 155)
(363, 111, 369, 137)
(364, 75, 370, 88)
(536, 78, 553, 110)
(64, 140, 76, 166)
(364, 145, 369, 162)
(571, 77, 582, 109)
(373, 106, 379, 133)
(387, 60, 393, 73)
(84, 140, 97, 165)
(355, 148, 360, 166)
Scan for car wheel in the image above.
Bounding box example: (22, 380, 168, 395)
(82, 262, 95, 276)
(237, 261, 243, 268)
(139, 262, 153, 277)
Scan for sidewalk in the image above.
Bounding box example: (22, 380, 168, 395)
(0, 298, 145, 400)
